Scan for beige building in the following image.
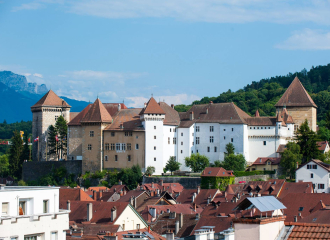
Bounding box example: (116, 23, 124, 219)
(275, 76, 317, 132)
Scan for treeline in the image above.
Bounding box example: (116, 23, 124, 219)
(0, 120, 32, 140)
(175, 64, 330, 123)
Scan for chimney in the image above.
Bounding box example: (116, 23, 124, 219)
(99, 190, 103, 199)
(114, 188, 116, 192)
(140, 185, 144, 191)
(123, 189, 127, 196)
(294, 216, 297, 222)
(104, 233, 118, 240)
(192, 194, 195, 203)
(210, 101, 213, 104)
(151, 182, 154, 188)
(144, 102, 147, 108)
(148, 225, 151, 233)
(93, 190, 97, 200)
(169, 212, 176, 219)
(67, 200, 70, 211)
(207, 195, 211, 204)
(206, 108, 209, 114)
(298, 212, 301, 217)
(171, 104, 174, 109)
(160, 180, 163, 186)
(179, 213, 183, 228)
(118, 103, 121, 111)
(119, 180, 123, 185)
(197, 186, 200, 194)
(166, 230, 174, 240)
(296, 162, 299, 169)
(190, 111, 194, 121)
(175, 221, 180, 235)
(149, 207, 156, 218)
(157, 189, 160, 196)
(87, 203, 93, 221)
(111, 206, 117, 222)
(196, 213, 200, 220)
(163, 186, 165, 191)
(120, 189, 123, 196)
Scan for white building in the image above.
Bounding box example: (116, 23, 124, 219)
(0, 186, 70, 240)
(296, 159, 330, 193)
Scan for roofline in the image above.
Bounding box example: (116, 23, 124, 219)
(127, 204, 149, 227)
(296, 159, 330, 172)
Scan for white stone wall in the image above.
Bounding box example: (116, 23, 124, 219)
(114, 205, 148, 231)
(296, 163, 330, 193)
(177, 126, 194, 171)
(162, 125, 177, 168)
(219, 124, 246, 161)
(234, 220, 284, 240)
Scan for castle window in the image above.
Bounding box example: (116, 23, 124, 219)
(168, 137, 170, 144)
(115, 155, 118, 161)
(214, 146, 217, 152)
(111, 143, 115, 150)
(105, 155, 108, 161)
(154, 136, 156, 139)
(210, 126, 214, 132)
(154, 126, 156, 129)
(170, 128, 172, 132)
(116, 143, 121, 151)
(181, 150, 183, 154)
(55, 116, 59, 121)
(90, 131, 94, 137)
(311, 173, 313, 178)
(125, 132, 132, 136)
(196, 137, 200, 144)
(154, 157, 156, 161)
(128, 155, 131, 162)
(196, 126, 200, 132)
(181, 142, 183, 145)
(154, 146, 156, 150)
(210, 136, 214, 143)
(136, 144, 139, 150)
(207, 147, 210, 152)
(232, 128, 234, 131)
(263, 141, 266, 145)
(181, 133, 183, 136)
(127, 143, 131, 150)
(111, 132, 115, 137)
(224, 136, 226, 140)
(122, 143, 126, 151)
(105, 143, 109, 150)
(173, 138, 177, 144)
(174, 128, 176, 132)
(88, 144, 92, 150)
(231, 138, 233, 143)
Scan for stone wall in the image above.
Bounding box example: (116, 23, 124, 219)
(234, 174, 272, 183)
(22, 160, 82, 182)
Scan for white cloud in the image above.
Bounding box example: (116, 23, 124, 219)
(126, 93, 200, 108)
(33, 73, 43, 78)
(275, 29, 330, 50)
(11, 0, 330, 25)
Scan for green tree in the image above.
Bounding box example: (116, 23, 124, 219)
(21, 135, 30, 162)
(317, 126, 330, 142)
(164, 156, 181, 175)
(222, 154, 246, 171)
(296, 119, 320, 163)
(9, 131, 24, 179)
(47, 125, 58, 159)
(117, 165, 143, 190)
(145, 166, 155, 176)
(185, 153, 209, 172)
(325, 110, 330, 130)
(225, 143, 235, 156)
(0, 154, 9, 177)
(55, 116, 68, 159)
(210, 160, 222, 167)
(280, 142, 302, 178)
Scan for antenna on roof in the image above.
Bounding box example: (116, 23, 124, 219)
(123, 99, 125, 104)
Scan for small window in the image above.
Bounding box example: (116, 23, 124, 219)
(210, 126, 214, 132)
(210, 136, 214, 143)
(154, 146, 156, 150)
(298, 207, 304, 211)
(168, 137, 170, 144)
(154, 136, 156, 139)
(90, 131, 94, 137)
(311, 173, 314, 178)
(196, 137, 200, 144)
(181, 150, 183, 154)
(318, 184, 325, 189)
(19, 201, 26, 215)
(115, 155, 118, 161)
(136, 144, 139, 150)
(231, 128, 234, 131)
(224, 136, 226, 140)
(105, 143, 110, 150)
(261, 127, 263, 129)
(116, 143, 121, 151)
(196, 150, 199, 153)
(263, 141, 266, 146)
(125, 132, 133, 136)
(105, 155, 108, 161)
(231, 138, 233, 143)
(214, 146, 217, 152)
(137, 224, 140, 230)
(122, 143, 126, 151)
(267, 161, 271, 165)
(127, 143, 131, 150)
(307, 165, 311, 169)
(154, 126, 156, 129)
(196, 126, 200, 132)
(2, 202, 8, 215)
(192, 133, 194, 136)
(111, 143, 115, 150)
(111, 132, 115, 137)
(207, 147, 210, 152)
(136, 135, 138, 139)
(192, 142, 194, 145)
(224, 129, 226, 131)
(128, 155, 131, 162)
(173, 138, 177, 144)
(174, 128, 176, 132)
(43, 200, 49, 213)
(313, 165, 317, 169)
(88, 144, 92, 150)
(170, 128, 172, 132)
(181, 132, 183, 136)
(181, 142, 183, 145)
(154, 157, 156, 161)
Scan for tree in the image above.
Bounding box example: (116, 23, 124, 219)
(164, 156, 181, 175)
(9, 131, 24, 179)
(317, 126, 330, 142)
(326, 111, 330, 130)
(21, 135, 30, 162)
(145, 166, 155, 176)
(0, 154, 9, 177)
(222, 154, 246, 171)
(185, 153, 209, 172)
(296, 119, 320, 163)
(117, 165, 143, 190)
(225, 143, 235, 156)
(48, 125, 58, 159)
(210, 160, 222, 167)
(280, 142, 302, 178)
(55, 116, 68, 159)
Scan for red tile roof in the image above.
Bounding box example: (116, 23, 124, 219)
(275, 77, 317, 108)
(191, 216, 234, 235)
(88, 187, 110, 192)
(117, 190, 148, 203)
(140, 97, 166, 115)
(277, 182, 313, 199)
(103, 103, 127, 116)
(68, 104, 92, 126)
(81, 98, 113, 123)
(176, 189, 219, 208)
(296, 159, 330, 172)
(60, 188, 94, 202)
(201, 167, 234, 177)
(286, 223, 330, 239)
(117, 228, 166, 240)
(251, 157, 281, 166)
(104, 109, 144, 131)
(277, 144, 287, 153)
(142, 182, 184, 194)
(317, 141, 329, 151)
(31, 90, 71, 108)
(159, 102, 180, 126)
(245, 117, 277, 126)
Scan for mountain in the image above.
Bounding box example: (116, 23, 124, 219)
(175, 64, 330, 123)
(0, 71, 89, 123)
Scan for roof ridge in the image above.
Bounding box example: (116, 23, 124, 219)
(231, 102, 249, 124)
(81, 98, 113, 123)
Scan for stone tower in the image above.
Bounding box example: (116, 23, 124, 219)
(31, 90, 71, 161)
(81, 98, 113, 173)
(275, 76, 317, 132)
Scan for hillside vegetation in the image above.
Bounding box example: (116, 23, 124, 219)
(175, 64, 330, 123)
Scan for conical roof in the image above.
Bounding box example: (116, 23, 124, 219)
(140, 97, 165, 115)
(80, 98, 112, 123)
(31, 90, 71, 108)
(275, 77, 317, 108)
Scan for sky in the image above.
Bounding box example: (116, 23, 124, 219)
(0, 0, 330, 108)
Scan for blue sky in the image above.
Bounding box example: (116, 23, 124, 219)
(1, 0, 330, 107)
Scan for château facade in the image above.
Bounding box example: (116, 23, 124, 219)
(31, 77, 317, 174)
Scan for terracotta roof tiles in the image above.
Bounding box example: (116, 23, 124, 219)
(104, 109, 144, 131)
(140, 97, 165, 115)
(60, 188, 94, 202)
(201, 167, 234, 177)
(159, 102, 180, 126)
(31, 90, 71, 108)
(80, 98, 113, 123)
(251, 157, 281, 166)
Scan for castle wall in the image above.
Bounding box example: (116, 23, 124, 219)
(67, 125, 83, 160)
(103, 130, 145, 171)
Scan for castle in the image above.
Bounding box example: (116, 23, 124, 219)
(31, 77, 317, 174)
